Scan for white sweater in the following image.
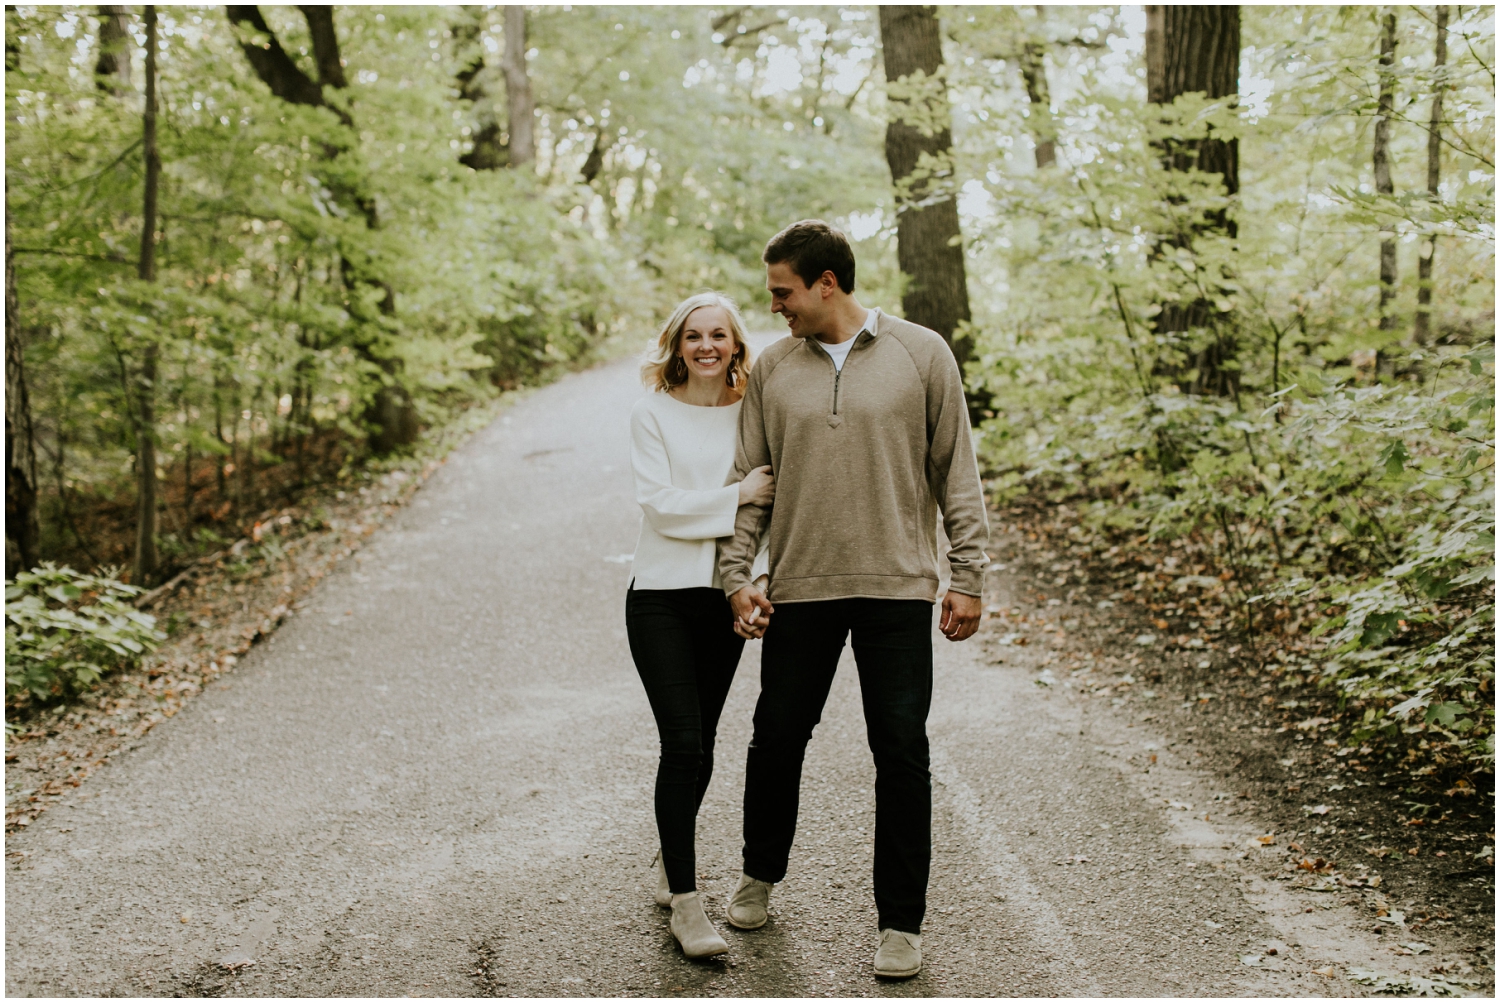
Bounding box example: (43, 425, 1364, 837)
(629, 391, 768, 590)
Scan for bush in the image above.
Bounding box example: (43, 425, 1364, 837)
(5, 564, 166, 704)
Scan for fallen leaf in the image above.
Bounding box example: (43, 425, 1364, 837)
(1400, 942, 1432, 955)
(1311, 966, 1335, 977)
(1255, 834, 1276, 845)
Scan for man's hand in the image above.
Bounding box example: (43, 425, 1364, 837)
(730, 581, 774, 640)
(939, 590, 982, 642)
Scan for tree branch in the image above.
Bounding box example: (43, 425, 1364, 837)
(225, 6, 349, 125)
(297, 5, 347, 88)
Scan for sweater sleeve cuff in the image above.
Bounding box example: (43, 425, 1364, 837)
(946, 567, 985, 598)
(722, 567, 753, 597)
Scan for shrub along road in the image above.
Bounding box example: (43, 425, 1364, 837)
(4, 351, 1488, 997)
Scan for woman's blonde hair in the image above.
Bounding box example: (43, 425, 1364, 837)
(641, 292, 753, 394)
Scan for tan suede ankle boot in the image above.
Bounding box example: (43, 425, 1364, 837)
(669, 892, 728, 958)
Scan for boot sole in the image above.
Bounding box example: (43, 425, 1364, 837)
(680, 941, 730, 959)
(725, 910, 768, 931)
(874, 963, 922, 979)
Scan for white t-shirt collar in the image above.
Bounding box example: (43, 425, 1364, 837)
(821, 309, 877, 372)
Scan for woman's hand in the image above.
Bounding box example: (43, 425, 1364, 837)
(738, 465, 775, 507)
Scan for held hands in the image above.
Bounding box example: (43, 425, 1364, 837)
(738, 465, 775, 507)
(939, 590, 982, 642)
(730, 577, 774, 640)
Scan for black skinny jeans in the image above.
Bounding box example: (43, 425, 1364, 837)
(625, 585, 746, 894)
(742, 598, 934, 934)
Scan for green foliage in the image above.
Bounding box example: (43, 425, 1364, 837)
(5, 564, 166, 702)
(948, 6, 1495, 766)
(6, 5, 892, 574)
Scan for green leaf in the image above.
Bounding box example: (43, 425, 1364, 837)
(1377, 439, 1410, 477)
(1360, 611, 1402, 648)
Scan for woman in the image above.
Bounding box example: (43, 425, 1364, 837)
(627, 292, 771, 959)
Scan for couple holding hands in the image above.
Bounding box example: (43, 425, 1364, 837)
(624, 219, 989, 978)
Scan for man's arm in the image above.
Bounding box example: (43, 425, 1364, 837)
(924, 337, 990, 640)
(719, 363, 773, 598)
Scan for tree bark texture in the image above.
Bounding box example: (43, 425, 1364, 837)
(501, 6, 535, 167)
(1145, 5, 1241, 398)
(1146, 5, 1240, 198)
(1414, 5, 1448, 346)
(6, 200, 41, 577)
(1374, 9, 1398, 332)
(878, 5, 972, 364)
(134, 5, 161, 584)
(94, 5, 132, 94)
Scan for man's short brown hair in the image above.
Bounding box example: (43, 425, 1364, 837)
(762, 219, 856, 293)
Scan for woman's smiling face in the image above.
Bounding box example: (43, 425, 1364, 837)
(678, 305, 736, 383)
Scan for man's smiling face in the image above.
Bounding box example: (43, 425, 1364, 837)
(765, 262, 829, 340)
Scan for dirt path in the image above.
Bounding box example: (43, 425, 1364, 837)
(3, 349, 1485, 996)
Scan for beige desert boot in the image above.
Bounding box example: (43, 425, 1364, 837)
(873, 928, 922, 979)
(725, 873, 774, 930)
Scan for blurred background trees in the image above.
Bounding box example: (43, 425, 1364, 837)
(5, 5, 1494, 761)
(5, 3, 891, 580)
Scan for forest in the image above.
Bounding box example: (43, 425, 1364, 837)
(4, 6, 1494, 768)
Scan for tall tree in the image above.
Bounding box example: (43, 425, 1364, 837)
(226, 4, 418, 452)
(878, 5, 972, 363)
(133, 4, 161, 584)
(5, 199, 40, 578)
(1144, 5, 1241, 397)
(1414, 6, 1448, 345)
(501, 6, 535, 167)
(1374, 9, 1399, 333)
(94, 5, 132, 94)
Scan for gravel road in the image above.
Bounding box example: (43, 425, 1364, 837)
(5, 348, 1431, 997)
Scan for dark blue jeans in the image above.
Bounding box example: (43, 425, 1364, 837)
(741, 598, 934, 934)
(625, 585, 745, 894)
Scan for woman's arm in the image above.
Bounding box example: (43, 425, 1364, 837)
(631, 407, 741, 541)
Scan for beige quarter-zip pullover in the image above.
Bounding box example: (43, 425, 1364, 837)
(719, 310, 989, 603)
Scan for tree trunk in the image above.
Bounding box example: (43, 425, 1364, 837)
(501, 6, 535, 167)
(580, 128, 611, 184)
(133, 5, 161, 585)
(878, 5, 972, 364)
(1414, 6, 1447, 346)
(1017, 9, 1056, 170)
(456, 12, 508, 171)
(1375, 9, 1398, 333)
(1144, 5, 1241, 398)
(5, 196, 40, 578)
(95, 5, 132, 94)
(297, 5, 347, 87)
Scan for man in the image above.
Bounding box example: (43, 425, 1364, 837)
(718, 219, 989, 979)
